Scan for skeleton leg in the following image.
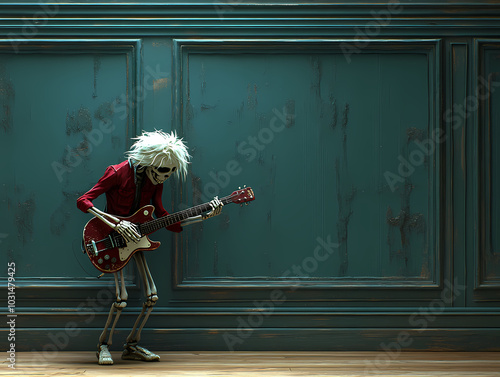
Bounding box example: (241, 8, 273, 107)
(122, 252, 160, 362)
(97, 269, 128, 365)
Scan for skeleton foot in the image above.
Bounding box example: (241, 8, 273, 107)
(122, 344, 160, 362)
(97, 344, 113, 365)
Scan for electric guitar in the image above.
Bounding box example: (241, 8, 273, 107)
(82, 187, 255, 274)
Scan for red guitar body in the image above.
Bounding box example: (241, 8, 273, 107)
(82, 205, 160, 274)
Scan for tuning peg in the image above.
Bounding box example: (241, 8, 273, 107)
(244, 185, 247, 188)
(239, 186, 241, 189)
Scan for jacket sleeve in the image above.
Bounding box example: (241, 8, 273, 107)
(152, 184, 183, 233)
(76, 165, 117, 213)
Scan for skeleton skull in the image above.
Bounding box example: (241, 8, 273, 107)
(146, 164, 177, 185)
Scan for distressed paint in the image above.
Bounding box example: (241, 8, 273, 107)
(335, 160, 356, 277)
(93, 56, 101, 98)
(15, 194, 36, 245)
(0, 64, 14, 133)
(335, 102, 355, 277)
(386, 178, 428, 278)
(407, 127, 425, 142)
(94, 101, 115, 123)
(49, 191, 83, 237)
(153, 78, 168, 91)
(66, 106, 92, 135)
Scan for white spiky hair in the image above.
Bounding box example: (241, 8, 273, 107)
(126, 130, 191, 180)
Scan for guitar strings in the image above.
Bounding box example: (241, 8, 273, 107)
(110, 192, 237, 242)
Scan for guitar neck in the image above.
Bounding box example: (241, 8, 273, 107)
(139, 195, 233, 235)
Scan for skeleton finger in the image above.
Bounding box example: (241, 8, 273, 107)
(203, 197, 224, 220)
(123, 229, 139, 243)
(118, 229, 133, 243)
(116, 226, 132, 243)
(123, 221, 141, 238)
(117, 221, 141, 243)
(126, 227, 141, 243)
(124, 229, 137, 243)
(213, 198, 223, 216)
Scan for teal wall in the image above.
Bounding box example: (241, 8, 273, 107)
(0, 1, 499, 354)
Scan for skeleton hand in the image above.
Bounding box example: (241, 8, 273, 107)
(202, 197, 224, 220)
(115, 220, 141, 243)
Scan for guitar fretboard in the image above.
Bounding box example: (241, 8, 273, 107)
(138, 195, 233, 235)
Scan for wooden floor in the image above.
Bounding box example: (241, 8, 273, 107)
(3, 351, 500, 377)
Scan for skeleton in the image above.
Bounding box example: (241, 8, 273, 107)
(78, 131, 222, 365)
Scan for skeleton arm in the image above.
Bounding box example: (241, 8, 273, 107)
(88, 207, 141, 243)
(180, 197, 224, 227)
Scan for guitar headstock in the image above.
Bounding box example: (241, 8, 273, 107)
(230, 187, 255, 204)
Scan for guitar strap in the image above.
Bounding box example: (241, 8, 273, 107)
(130, 169, 146, 215)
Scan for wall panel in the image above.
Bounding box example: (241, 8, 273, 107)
(475, 39, 500, 300)
(173, 39, 444, 297)
(0, 39, 141, 296)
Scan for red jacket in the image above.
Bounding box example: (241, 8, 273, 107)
(77, 160, 183, 233)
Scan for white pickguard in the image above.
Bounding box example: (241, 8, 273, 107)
(118, 236, 151, 261)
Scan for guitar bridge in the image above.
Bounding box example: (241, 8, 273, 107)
(89, 240, 98, 256)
